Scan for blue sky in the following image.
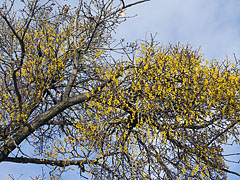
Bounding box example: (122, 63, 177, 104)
(1, 0, 240, 179)
(116, 0, 240, 61)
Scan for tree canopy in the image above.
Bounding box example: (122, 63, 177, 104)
(0, 0, 240, 179)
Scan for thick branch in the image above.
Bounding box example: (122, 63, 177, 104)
(123, 0, 150, 9)
(62, 1, 83, 100)
(1, 14, 24, 111)
(3, 156, 93, 167)
(106, 0, 150, 19)
(0, 64, 128, 161)
(0, 97, 86, 161)
(3, 152, 122, 178)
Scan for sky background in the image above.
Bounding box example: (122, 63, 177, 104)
(1, 0, 240, 179)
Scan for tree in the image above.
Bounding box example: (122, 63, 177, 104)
(0, 0, 240, 179)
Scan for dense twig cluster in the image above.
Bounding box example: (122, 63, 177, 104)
(0, 0, 239, 179)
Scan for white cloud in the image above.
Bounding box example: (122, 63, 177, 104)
(116, 0, 240, 61)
